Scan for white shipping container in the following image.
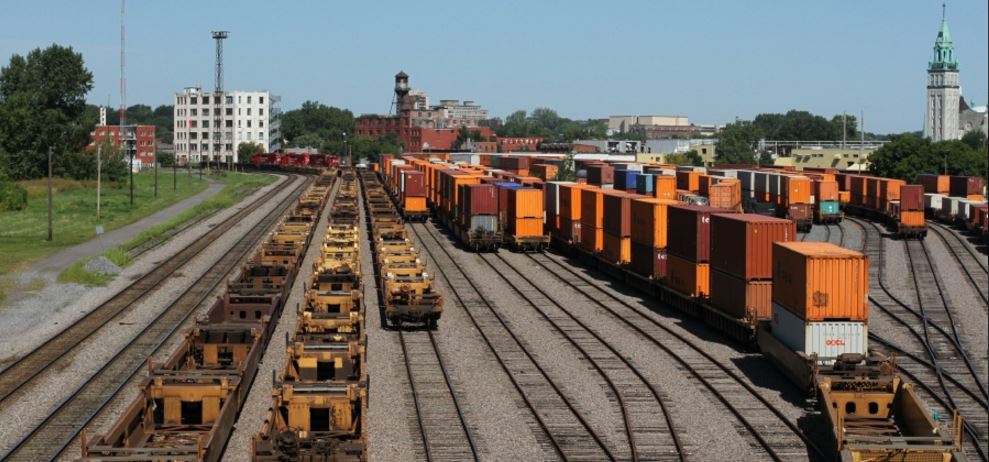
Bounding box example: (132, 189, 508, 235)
(924, 193, 944, 212)
(938, 196, 960, 219)
(467, 215, 499, 233)
(545, 181, 574, 216)
(771, 302, 867, 364)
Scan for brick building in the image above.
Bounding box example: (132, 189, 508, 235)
(87, 124, 157, 167)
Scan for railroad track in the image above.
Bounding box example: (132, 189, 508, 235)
(528, 251, 825, 462)
(0, 174, 287, 402)
(481, 251, 685, 462)
(398, 330, 480, 462)
(927, 221, 989, 308)
(847, 217, 987, 461)
(1, 175, 313, 462)
(408, 222, 616, 462)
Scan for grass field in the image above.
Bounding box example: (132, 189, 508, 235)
(0, 169, 273, 277)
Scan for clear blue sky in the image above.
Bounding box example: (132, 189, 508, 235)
(2, 1, 986, 134)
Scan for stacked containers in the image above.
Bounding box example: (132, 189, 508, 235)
(494, 182, 522, 233)
(676, 170, 701, 193)
(810, 176, 840, 221)
(708, 179, 741, 211)
(709, 214, 795, 321)
(506, 188, 544, 239)
(665, 205, 738, 298)
(557, 183, 585, 243)
(530, 164, 559, 181)
(601, 191, 639, 264)
(898, 184, 925, 228)
(771, 242, 868, 362)
(778, 175, 812, 223)
(400, 170, 427, 213)
(459, 184, 498, 233)
(580, 187, 605, 252)
(629, 198, 677, 279)
(586, 164, 615, 188)
(545, 181, 575, 236)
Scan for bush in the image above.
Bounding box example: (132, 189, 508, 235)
(0, 172, 28, 211)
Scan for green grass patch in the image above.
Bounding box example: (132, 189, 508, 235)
(114, 171, 275, 256)
(0, 169, 213, 275)
(103, 247, 133, 268)
(57, 259, 114, 286)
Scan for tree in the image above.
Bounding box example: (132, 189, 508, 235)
(157, 151, 175, 167)
(961, 130, 987, 151)
(0, 44, 94, 180)
(683, 149, 703, 166)
(555, 153, 576, 181)
(280, 101, 354, 148)
(716, 121, 762, 164)
(237, 142, 264, 164)
(752, 110, 856, 141)
(830, 114, 858, 141)
(868, 133, 987, 182)
(452, 126, 487, 150)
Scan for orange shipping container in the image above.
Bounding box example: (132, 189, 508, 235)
(710, 269, 772, 321)
(508, 217, 544, 238)
(507, 188, 544, 219)
(781, 176, 811, 205)
(676, 171, 701, 193)
(630, 198, 678, 248)
(403, 196, 427, 213)
(900, 210, 925, 227)
(602, 232, 631, 264)
(709, 180, 741, 211)
(655, 175, 677, 201)
(580, 225, 604, 253)
(558, 183, 586, 220)
(772, 242, 868, 321)
(580, 187, 605, 228)
(813, 179, 839, 202)
(666, 254, 710, 298)
(838, 190, 850, 205)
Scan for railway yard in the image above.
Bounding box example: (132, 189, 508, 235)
(0, 159, 985, 462)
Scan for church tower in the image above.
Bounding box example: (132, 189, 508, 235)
(924, 6, 961, 141)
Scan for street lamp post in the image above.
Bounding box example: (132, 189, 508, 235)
(47, 146, 53, 241)
(342, 132, 348, 166)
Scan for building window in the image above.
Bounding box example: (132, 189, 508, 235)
(238, 96, 241, 104)
(203, 96, 210, 104)
(191, 108, 198, 116)
(225, 96, 233, 104)
(202, 131, 209, 140)
(247, 120, 252, 128)
(225, 120, 233, 128)
(238, 120, 242, 128)
(259, 108, 264, 116)
(259, 96, 265, 104)
(203, 120, 210, 128)
(247, 95, 252, 104)
(246, 108, 251, 116)
(203, 108, 209, 116)
(190, 121, 198, 128)
(191, 97, 197, 104)
(226, 108, 233, 116)
(259, 120, 264, 128)
(259, 131, 264, 139)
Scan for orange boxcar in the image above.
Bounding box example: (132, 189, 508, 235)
(772, 242, 868, 321)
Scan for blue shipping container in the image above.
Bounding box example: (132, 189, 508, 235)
(819, 201, 840, 215)
(614, 170, 639, 191)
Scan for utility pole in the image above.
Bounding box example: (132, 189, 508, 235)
(212, 31, 228, 171)
(97, 106, 107, 221)
(47, 146, 53, 241)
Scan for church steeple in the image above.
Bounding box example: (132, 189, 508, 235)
(930, 4, 958, 70)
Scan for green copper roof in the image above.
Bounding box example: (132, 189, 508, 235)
(930, 9, 958, 70)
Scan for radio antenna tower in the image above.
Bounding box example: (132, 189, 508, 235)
(119, 0, 126, 126)
(211, 31, 228, 167)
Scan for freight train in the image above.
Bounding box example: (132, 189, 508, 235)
(79, 170, 341, 461)
(834, 173, 929, 238)
(372, 153, 969, 461)
(250, 152, 341, 172)
(253, 168, 366, 461)
(918, 173, 988, 241)
(359, 168, 444, 329)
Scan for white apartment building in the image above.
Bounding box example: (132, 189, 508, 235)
(172, 87, 281, 164)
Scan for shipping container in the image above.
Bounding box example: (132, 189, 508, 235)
(494, 181, 522, 215)
(630, 198, 678, 248)
(507, 217, 543, 238)
(708, 180, 741, 211)
(580, 187, 605, 228)
(780, 176, 811, 205)
(666, 254, 710, 298)
(530, 163, 559, 181)
(630, 242, 667, 280)
(580, 225, 604, 252)
(770, 303, 868, 363)
(614, 170, 639, 191)
(924, 193, 944, 214)
(602, 232, 631, 264)
(401, 170, 426, 197)
(507, 188, 544, 219)
(465, 215, 499, 233)
(676, 170, 701, 193)
(772, 242, 868, 321)
(899, 185, 924, 211)
(586, 164, 615, 186)
(710, 214, 796, 280)
(655, 175, 677, 201)
(602, 191, 638, 237)
(917, 174, 950, 194)
(459, 183, 498, 217)
(544, 181, 574, 217)
(667, 205, 738, 263)
(710, 269, 772, 321)
(950, 176, 984, 197)
(557, 217, 581, 243)
(559, 183, 586, 220)
(635, 173, 654, 195)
